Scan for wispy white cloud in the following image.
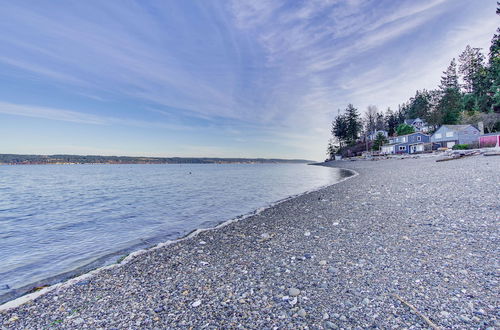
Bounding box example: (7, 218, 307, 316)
(0, 0, 496, 160)
(0, 102, 106, 125)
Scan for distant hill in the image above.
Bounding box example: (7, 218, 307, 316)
(0, 154, 314, 165)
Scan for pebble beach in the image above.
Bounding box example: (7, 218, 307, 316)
(1, 156, 499, 329)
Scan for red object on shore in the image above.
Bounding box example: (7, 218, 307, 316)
(479, 133, 500, 148)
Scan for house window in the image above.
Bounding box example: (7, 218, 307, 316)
(446, 131, 454, 137)
(399, 146, 406, 151)
(417, 136, 421, 141)
(435, 133, 442, 139)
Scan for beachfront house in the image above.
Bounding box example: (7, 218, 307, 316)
(380, 132, 430, 154)
(405, 118, 430, 133)
(479, 132, 500, 148)
(430, 125, 480, 149)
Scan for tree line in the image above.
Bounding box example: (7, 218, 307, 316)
(328, 5, 500, 158)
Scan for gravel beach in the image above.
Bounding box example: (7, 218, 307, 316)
(1, 156, 499, 329)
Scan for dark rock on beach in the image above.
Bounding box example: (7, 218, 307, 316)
(1, 156, 499, 328)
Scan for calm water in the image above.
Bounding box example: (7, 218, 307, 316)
(0, 163, 350, 302)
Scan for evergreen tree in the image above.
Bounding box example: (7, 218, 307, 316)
(439, 88, 463, 124)
(385, 108, 399, 136)
(407, 90, 432, 119)
(375, 112, 386, 131)
(489, 6, 500, 111)
(440, 59, 459, 90)
(426, 89, 443, 130)
(344, 104, 362, 143)
(458, 45, 491, 112)
(372, 132, 388, 151)
(458, 45, 486, 94)
(396, 105, 407, 123)
(331, 113, 349, 149)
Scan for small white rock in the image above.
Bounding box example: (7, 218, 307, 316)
(288, 288, 301, 296)
(319, 260, 327, 266)
(192, 300, 202, 307)
(440, 311, 450, 318)
(304, 231, 311, 236)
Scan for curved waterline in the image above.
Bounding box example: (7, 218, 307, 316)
(0, 166, 358, 310)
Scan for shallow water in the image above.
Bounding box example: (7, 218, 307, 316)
(0, 163, 350, 302)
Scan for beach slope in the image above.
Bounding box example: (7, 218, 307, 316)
(1, 156, 499, 328)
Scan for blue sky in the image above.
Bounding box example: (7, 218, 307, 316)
(0, 0, 497, 160)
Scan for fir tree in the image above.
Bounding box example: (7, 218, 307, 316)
(344, 104, 362, 143)
(440, 59, 459, 90)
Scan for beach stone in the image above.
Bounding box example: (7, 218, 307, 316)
(460, 315, 470, 322)
(192, 300, 202, 307)
(324, 321, 336, 329)
(288, 288, 300, 297)
(7, 315, 19, 323)
(440, 311, 450, 318)
(319, 260, 327, 266)
(298, 309, 307, 317)
(328, 267, 337, 274)
(73, 318, 84, 325)
(304, 231, 311, 236)
(323, 312, 330, 320)
(260, 233, 271, 240)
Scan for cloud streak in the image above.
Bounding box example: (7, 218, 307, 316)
(0, 0, 496, 160)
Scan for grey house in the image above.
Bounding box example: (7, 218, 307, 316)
(381, 132, 430, 154)
(405, 118, 430, 133)
(431, 125, 480, 148)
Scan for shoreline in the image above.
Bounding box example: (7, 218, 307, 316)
(0, 168, 357, 310)
(1, 156, 498, 328)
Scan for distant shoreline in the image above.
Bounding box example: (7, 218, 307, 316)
(0, 153, 314, 165)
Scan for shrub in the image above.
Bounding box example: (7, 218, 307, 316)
(452, 144, 469, 150)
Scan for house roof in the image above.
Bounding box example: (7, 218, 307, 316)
(405, 118, 426, 125)
(440, 124, 476, 132)
(382, 141, 429, 147)
(390, 131, 430, 138)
